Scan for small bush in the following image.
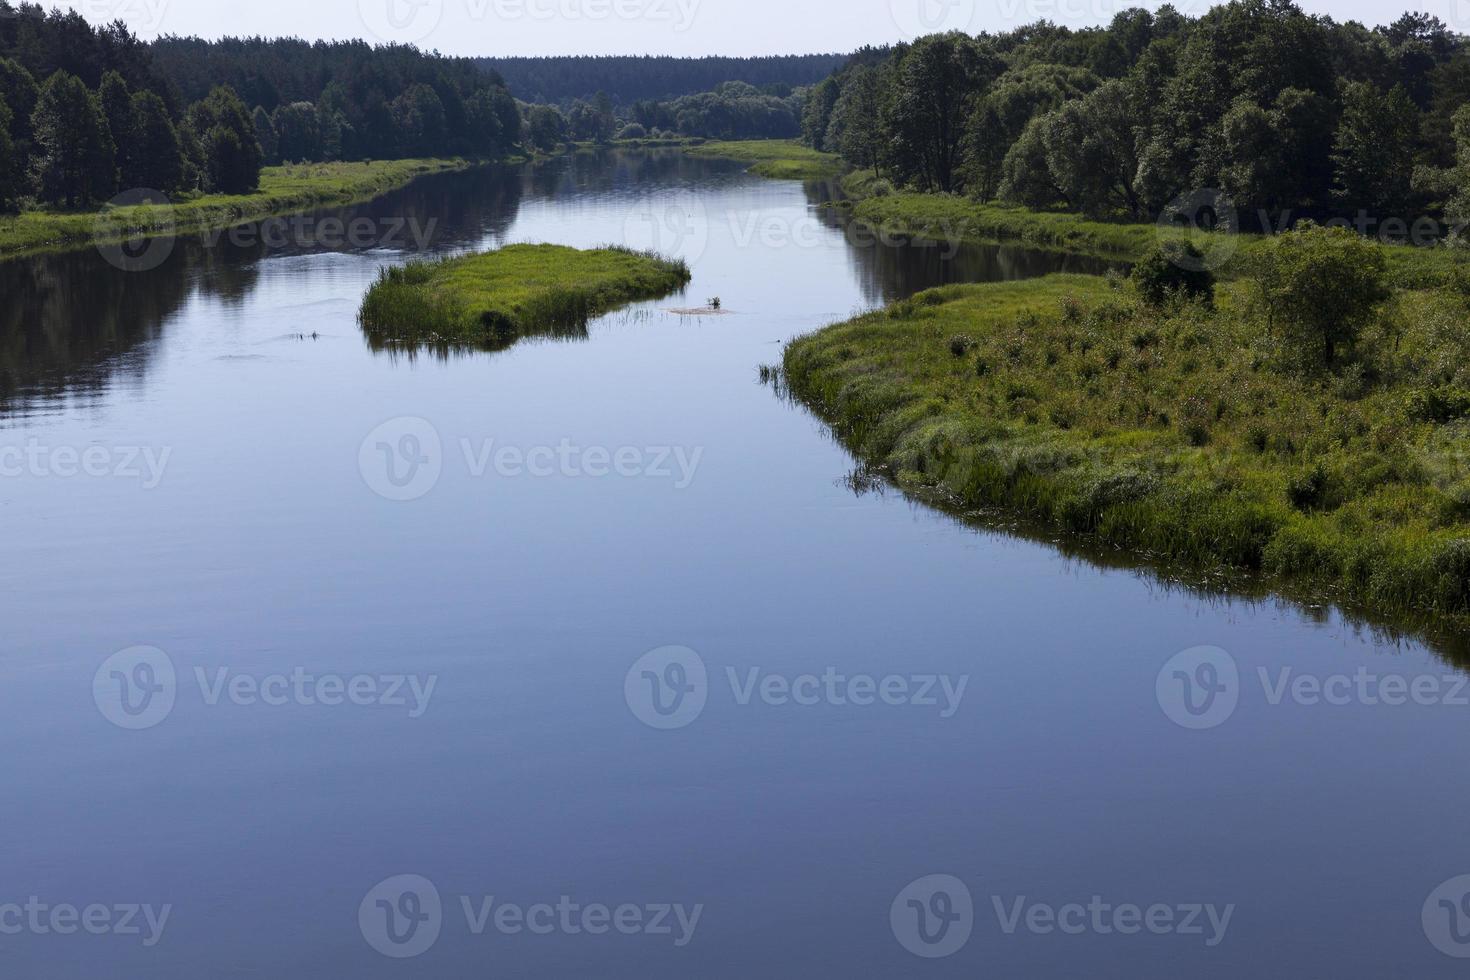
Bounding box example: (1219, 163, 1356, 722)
(949, 335, 974, 357)
(1250, 222, 1390, 367)
(1286, 464, 1334, 511)
(1131, 241, 1216, 307)
(1405, 386, 1470, 424)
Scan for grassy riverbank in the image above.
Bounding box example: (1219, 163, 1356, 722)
(686, 140, 841, 179)
(359, 243, 691, 349)
(839, 174, 1468, 289)
(783, 274, 1470, 629)
(0, 158, 472, 259)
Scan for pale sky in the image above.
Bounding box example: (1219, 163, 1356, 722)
(56, 0, 1467, 57)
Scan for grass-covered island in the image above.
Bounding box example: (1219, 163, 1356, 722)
(0, 159, 471, 259)
(783, 227, 1470, 633)
(359, 243, 691, 349)
(685, 140, 841, 180)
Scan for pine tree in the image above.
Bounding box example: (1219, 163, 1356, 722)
(129, 91, 183, 192)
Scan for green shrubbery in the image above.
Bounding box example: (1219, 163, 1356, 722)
(1131, 241, 1216, 307)
(783, 250, 1470, 632)
(1249, 222, 1391, 367)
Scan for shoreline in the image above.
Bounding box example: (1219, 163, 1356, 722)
(0, 158, 481, 261)
(782, 273, 1470, 650)
(359, 243, 691, 352)
(684, 140, 841, 180)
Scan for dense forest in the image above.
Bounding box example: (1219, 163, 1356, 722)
(515, 81, 807, 148)
(804, 2, 1470, 233)
(150, 37, 521, 164)
(479, 54, 845, 105)
(0, 3, 520, 212)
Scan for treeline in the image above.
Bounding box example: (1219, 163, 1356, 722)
(0, 4, 262, 208)
(804, 2, 1470, 229)
(519, 81, 806, 149)
(480, 54, 846, 105)
(628, 81, 803, 140)
(0, 4, 520, 212)
(151, 37, 520, 165)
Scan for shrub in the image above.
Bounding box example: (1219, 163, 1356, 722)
(1250, 222, 1390, 367)
(1131, 241, 1216, 307)
(1286, 464, 1335, 511)
(617, 123, 647, 140)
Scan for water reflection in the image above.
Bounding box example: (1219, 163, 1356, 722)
(0, 149, 1126, 411)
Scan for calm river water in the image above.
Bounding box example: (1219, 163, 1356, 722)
(1, 149, 1467, 977)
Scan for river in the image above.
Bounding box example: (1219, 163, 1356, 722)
(1, 148, 1466, 977)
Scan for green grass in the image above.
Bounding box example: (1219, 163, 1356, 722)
(0, 158, 472, 258)
(783, 274, 1470, 636)
(359, 243, 691, 349)
(686, 139, 842, 179)
(840, 175, 1470, 290)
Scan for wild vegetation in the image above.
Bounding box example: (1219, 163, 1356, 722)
(0, 158, 466, 257)
(0, 5, 520, 215)
(784, 225, 1470, 629)
(686, 140, 840, 179)
(805, 4, 1470, 234)
(520, 81, 811, 151)
(359, 244, 691, 350)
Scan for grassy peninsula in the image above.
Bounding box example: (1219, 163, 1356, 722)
(0, 159, 471, 259)
(783, 257, 1470, 631)
(686, 140, 841, 180)
(359, 243, 691, 349)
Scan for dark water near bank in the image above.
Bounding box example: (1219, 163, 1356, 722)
(1, 149, 1466, 978)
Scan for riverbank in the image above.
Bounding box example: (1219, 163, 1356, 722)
(685, 140, 841, 180)
(0, 158, 474, 259)
(838, 174, 1467, 289)
(359, 243, 691, 349)
(783, 273, 1470, 631)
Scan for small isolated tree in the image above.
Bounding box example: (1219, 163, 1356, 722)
(1132, 240, 1215, 306)
(1251, 222, 1390, 367)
